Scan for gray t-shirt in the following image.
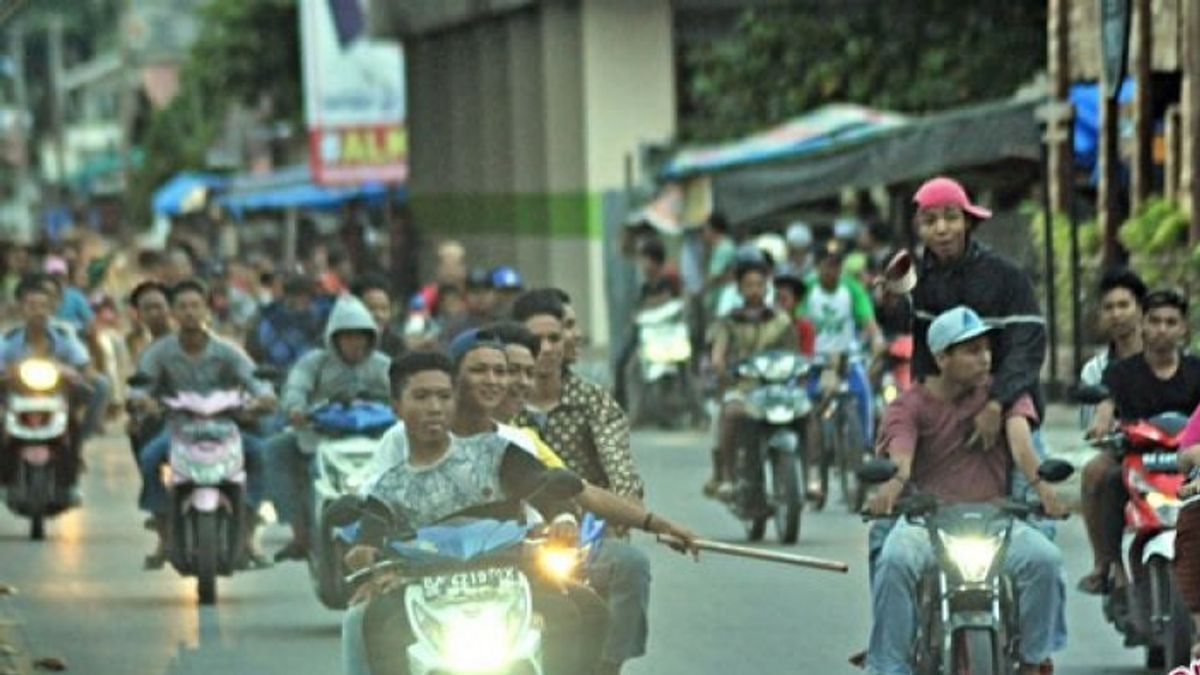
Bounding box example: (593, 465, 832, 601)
(136, 332, 272, 397)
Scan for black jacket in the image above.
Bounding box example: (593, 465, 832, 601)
(911, 240, 1046, 411)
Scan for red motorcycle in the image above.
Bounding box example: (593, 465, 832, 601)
(1080, 393, 1195, 671)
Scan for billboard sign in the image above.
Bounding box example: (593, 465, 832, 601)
(301, 0, 407, 185)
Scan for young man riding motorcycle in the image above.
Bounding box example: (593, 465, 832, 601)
(1084, 289, 1200, 594)
(0, 274, 106, 500)
(866, 306, 1068, 675)
(268, 295, 392, 562)
(130, 279, 277, 569)
(1075, 268, 1147, 593)
(342, 352, 697, 675)
(706, 253, 800, 500)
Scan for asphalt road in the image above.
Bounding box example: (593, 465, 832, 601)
(0, 422, 1162, 675)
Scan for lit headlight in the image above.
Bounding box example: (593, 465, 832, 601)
(18, 359, 59, 392)
(441, 608, 518, 671)
(539, 546, 580, 580)
(1146, 491, 1181, 527)
(942, 534, 999, 583)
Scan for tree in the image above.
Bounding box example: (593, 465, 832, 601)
(128, 0, 300, 225)
(679, 1, 1047, 142)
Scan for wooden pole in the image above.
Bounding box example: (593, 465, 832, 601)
(656, 535, 849, 573)
(1187, 0, 1200, 244)
(1048, 0, 1074, 215)
(1099, 80, 1123, 265)
(1130, 0, 1153, 210)
(1167, 105, 1181, 203)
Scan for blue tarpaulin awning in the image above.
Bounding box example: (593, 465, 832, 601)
(152, 172, 229, 217)
(219, 164, 405, 216)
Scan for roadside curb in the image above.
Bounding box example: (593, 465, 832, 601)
(0, 584, 33, 675)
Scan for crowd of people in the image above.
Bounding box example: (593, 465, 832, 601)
(2, 172, 1200, 673)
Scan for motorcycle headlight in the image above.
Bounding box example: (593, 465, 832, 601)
(539, 546, 580, 581)
(942, 533, 999, 583)
(18, 359, 59, 392)
(408, 574, 531, 672)
(1146, 491, 1181, 527)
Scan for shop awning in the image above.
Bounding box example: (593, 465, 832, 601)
(152, 172, 228, 217)
(218, 164, 405, 216)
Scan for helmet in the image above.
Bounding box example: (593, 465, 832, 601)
(785, 221, 813, 248)
(491, 265, 523, 290)
(754, 233, 787, 269)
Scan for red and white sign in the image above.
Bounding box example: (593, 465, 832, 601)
(300, 0, 406, 186)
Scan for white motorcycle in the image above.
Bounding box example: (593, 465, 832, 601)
(305, 398, 396, 609)
(628, 298, 698, 429)
(2, 358, 74, 540)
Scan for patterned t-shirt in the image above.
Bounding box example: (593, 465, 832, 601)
(366, 431, 533, 529)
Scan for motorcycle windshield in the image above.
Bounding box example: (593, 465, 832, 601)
(387, 519, 529, 566)
(312, 401, 397, 435)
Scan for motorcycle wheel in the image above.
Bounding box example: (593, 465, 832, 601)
(195, 513, 220, 605)
(838, 407, 867, 514)
(952, 627, 998, 674)
(770, 451, 801, 544)
(24, 465, 49, 541)
(814, 418, 834, 512)
(737, 445, 767, 542)
(1149, 558, 1194, 670)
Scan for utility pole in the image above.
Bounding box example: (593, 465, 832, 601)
(1130, 0, 1152, 210)
(117, 0, 137, 230)
(1187, 0, 1200, 244)
(48, 14, 66, 186)
(7, 22, 30, 240)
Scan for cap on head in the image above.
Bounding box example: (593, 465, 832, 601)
(786, 221, 813, 248)
(913, 177, 992, 220)
(927, 306, 995, 354)
(491, 266, 523, 291)
(447, 327, 506, 371)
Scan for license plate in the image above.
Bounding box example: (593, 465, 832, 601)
(421, 567, 518, 600)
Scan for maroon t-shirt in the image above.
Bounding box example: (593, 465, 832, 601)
(875, 380, 1038, 504)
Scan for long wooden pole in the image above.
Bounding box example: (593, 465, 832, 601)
(657, 535, 849, 573)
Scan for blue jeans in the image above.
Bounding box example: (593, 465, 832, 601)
(586, 540, 651, 664)
(264, 430, 309, 526)
(137, 429, 265, 515)
(866, 517, 1067, 674)
(807, 360, 873, 446)
(342, 604, 370, 675)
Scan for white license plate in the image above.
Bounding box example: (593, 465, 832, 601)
(421, 567, 518, 600)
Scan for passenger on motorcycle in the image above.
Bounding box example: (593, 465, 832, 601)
(511, 289, 661, 675)
(343, 352, 697, 675)
(799, 241, 883, 500)
(131, 279, 277, 569)
(706, 255, 800, 500)
(866, 306, 1067, 675)
(1084, 289, 1200, 594)
(268, 296, 392, 562)
(0, 274, 105, 498)
(125, 281, 174, 461)
(1075, 268, 1146, 594)
(245, 273, 325, 373)
(772, 273, 815, 357)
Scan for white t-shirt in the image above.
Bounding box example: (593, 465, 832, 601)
(359, 421, 539, 494)
(804, 283, 857, 355)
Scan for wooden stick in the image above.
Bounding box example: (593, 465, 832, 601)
(657, 535, 849, 573)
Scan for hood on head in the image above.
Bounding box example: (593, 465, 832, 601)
(325, 295, 378, 351)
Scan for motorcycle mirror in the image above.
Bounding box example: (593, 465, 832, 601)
(127, 372, 150, 388)
(1036, 459, 1075, 484)
(325, 495, 365, 528)
(857, 458, 899, 485)
(1069, 384, 1110, 405)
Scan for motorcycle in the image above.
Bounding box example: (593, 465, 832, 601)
(335, 474, 600, 675)
(305, 398, 397, 609)
(859, 457, 1075, 674)
(1076, 386, 1195, 670)
(159, 388, 254, 605)
(627, 297, 696, 429)
(729, 349, 812, 544)
(2, 358, 75, 540)
(872, 334, 912, 413)
(813, 351, 872, 514)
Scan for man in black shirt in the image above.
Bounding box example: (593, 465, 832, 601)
(1085, 289, 1200, 592)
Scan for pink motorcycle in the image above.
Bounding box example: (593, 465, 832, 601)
(161, 389, 252, 604)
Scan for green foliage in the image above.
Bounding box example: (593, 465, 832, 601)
(127, 0, 300, 227)
(680, 1, 1046, 142)
(1029, 205, 1102, 348)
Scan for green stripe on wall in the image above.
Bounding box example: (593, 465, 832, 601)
(411, 192, 606, 239)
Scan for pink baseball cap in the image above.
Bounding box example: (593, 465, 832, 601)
(913, 177, 992, 220)
(43, 256, 68, 275)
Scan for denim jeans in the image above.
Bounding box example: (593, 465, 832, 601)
(264, 430, 309, 526)
(137, 429, 265, 515)
(866, 517, 1067, 675)
(586, 539, 651, 664)
(807, 360, 874, 446)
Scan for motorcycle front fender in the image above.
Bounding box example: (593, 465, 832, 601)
(1141, 529, 1176, 564)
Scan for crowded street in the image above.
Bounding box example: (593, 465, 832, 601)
(0, 421, 1146, 675)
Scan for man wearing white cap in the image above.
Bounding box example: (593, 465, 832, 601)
(865, 305, 1066, 675)
(782, 221, 814, 277)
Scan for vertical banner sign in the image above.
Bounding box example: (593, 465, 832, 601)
(300, 0, 407, 185)
(1099, 0, 1131, 99)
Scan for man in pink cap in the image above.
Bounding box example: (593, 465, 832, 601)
(905, 177, 1047, 479)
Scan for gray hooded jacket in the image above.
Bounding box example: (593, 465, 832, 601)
(280, 296, 392, 418)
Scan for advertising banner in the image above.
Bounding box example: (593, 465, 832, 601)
(300, 0, 407, 185)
